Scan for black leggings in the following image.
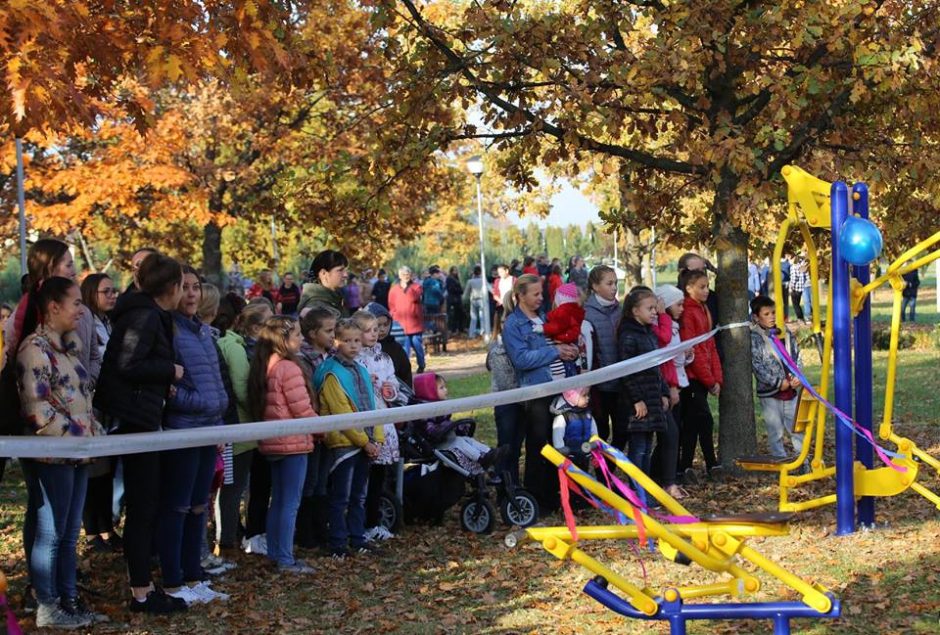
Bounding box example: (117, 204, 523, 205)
(523, 396, 559, 513)
(246, 449, 272, 538)
(122, 450, 161, 588)
(651, 409, 680, 487)
(589, 389, 619, 443)
(678, 381, 718, 472)
(83, 464, 115, 536)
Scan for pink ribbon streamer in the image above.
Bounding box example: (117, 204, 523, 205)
(593, 443, 701, 524)
(769, 333, 906, 472)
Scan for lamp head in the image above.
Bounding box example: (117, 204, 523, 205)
(467, 155, 484, 177)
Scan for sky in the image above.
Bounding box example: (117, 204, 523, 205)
(503, 178, 601, 228)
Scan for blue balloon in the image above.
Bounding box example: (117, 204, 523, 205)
(838, 215, 883, 266)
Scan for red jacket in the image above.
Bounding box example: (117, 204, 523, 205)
(652, 312, 679, 388)
(678, 297, 722, 388)
(388, 282, 425, 335)
(547, 274, 563, 305)
(543, 302, 584, 345)
(258, 355, 316, 456)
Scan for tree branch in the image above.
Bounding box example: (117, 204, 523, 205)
(397, 0, 704, 176)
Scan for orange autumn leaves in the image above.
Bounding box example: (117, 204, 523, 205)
(0, 0, 302, 134)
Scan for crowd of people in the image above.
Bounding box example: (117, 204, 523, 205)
(0, 240, 818, 629)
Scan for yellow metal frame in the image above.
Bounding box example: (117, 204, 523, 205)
(746, 166, 940, 511)
(852, 229, 940, 508)
(738, 165, 837, 512)
(524, 442, 833, 614)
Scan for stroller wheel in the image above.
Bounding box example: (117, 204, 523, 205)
(460, 499, 496, 534)
(500, 489, 540, 527)
(379, 491, 403, 532)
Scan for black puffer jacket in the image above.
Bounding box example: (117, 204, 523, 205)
(617, 318, 668, 433)
(94, 292, 176, 433)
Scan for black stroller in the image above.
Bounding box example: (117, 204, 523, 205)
(378, 418, 540, 534)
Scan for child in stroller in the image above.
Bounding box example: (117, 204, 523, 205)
(393, 373, 538, 533)
(410, 373, 504, 475)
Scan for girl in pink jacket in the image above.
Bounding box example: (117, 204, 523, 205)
(247, 316, 317, 574)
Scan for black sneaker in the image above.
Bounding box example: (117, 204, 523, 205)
(87, 535, 113, 553)
(683, 467, 700, 486)
(128, 588, 188, 614)
(353, 543, 383, 556)
(61, 596, 110, 624)
(22, 583, 37, 613)
(707, 465, 726, 481)
(108, 533, 124, 552)
(330, 550, 349, 562)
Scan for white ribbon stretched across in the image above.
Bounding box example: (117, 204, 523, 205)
(0, 322, 749, 460)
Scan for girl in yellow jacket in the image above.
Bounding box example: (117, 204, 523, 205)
(313, 318, 384, 561)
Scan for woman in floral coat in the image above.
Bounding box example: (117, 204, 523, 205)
(17, 276, 104, 629)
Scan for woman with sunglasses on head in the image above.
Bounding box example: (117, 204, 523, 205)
(79, 274, 122, 554)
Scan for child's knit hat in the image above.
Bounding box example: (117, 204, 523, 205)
(554, 283, 581, 306)
(655, 284, 684, 309)
(562, 387, 588, 406)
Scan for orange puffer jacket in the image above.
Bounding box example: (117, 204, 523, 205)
(257, 355, 316, 456)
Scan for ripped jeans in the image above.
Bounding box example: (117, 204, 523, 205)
(158, 445, 217, 587)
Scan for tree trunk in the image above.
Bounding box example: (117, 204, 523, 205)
(616, 162, 647, 288)
(712, 174, 757, 471)
(202, 221, 223, 286)
(621, 228, 644, 288)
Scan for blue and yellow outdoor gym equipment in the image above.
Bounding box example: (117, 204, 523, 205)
(737, 166, 940, 527)
(522, 166, 937, 633)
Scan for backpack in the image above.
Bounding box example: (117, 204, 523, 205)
(0, 357, 25, 437)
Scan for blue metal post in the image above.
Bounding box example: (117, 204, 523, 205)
(852, 183, 875, 528)
(831, 181, 855, 535)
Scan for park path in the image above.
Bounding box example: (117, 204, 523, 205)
(424, 346, 488, 379)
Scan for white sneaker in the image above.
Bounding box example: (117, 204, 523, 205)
(242, 534, 268, 555)
(166, 586, 205, 606)
(374, 526, 395, 541)
(189, 581, 229, 603)
(363, 527, 380, 543)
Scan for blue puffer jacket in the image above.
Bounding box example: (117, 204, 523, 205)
(164, 312, 228, 429)
(502, 307, 559, 387)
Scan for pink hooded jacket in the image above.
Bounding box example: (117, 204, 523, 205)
(257, 354, 316, 456)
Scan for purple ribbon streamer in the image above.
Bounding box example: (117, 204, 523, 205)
(769, 330, 906, 472)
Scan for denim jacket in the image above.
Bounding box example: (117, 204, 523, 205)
(501, 307, 559, 387)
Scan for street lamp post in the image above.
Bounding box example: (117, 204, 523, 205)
(467, 155, 491, 342)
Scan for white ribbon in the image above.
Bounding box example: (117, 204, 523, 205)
(0, 322, 749, 460)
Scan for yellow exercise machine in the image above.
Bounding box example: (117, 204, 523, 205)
(515, 439, 840, 633)
(737, 165, 940, 517)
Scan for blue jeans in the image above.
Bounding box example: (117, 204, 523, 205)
(267, 453, 307, 566)
(400, 333, 426, 370)
(759, 396, 804, 458)
(468, 300, 484, 338)
(494, 403, 524, 484)
(628, 431, 655, 479)
(901, 296, 917, 321)
(303, 444, 331, 498)
(802, 286, 813, 322)
(26, 462, 88, 604)
(158, 445, 216, 587)
(328, 450, 370, 552)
